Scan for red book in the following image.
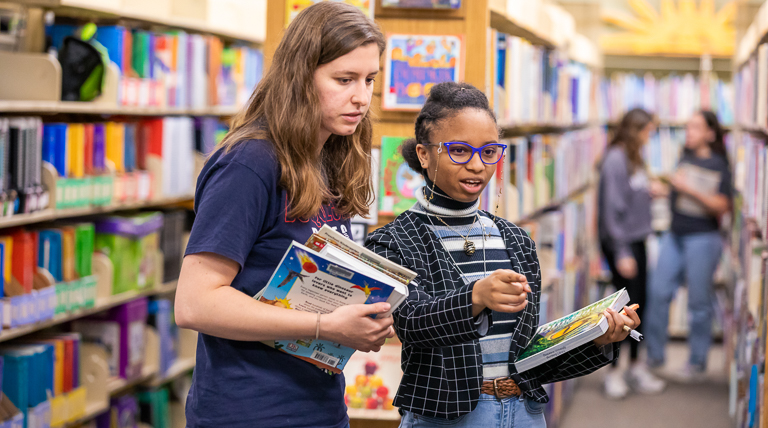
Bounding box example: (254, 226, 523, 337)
(62, 337, 74, 393)
(83, 124, 94, 175)
(11, 230, 36, 293)
(143, 118, 163, 157)
(123, 29, 134, 78)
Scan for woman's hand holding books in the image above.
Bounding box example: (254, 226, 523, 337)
(592, 306, 641, 347)
(319, 302, 396, 353)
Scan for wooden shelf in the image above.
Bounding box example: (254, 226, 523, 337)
(64, 401, 110, 428)
(0, 100, 241, 116)
(0, 281, 178, 343)
(107, 366, 159, 396)
(513, 184, 592, 224)
(604, 54, 732, 73)
(0, 195, 193, 230)
(15, 0, 264, 44)
(501, 122, 598, 137)
(489, 6, 555, 49)
(347, 408, 400, 421)
(148, 357, 196, 388)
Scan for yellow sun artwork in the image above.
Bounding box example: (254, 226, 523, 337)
(600, 0, 735, 57)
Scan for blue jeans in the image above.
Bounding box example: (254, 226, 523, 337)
(646, 231, 723, 368)
(398, 394, 546, 428)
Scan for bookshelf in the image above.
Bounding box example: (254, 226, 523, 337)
(13, 0, 266, 43)
(0, 1, 265, 427)
(0, 281, 177, 343)
(726, 1, 768, 426)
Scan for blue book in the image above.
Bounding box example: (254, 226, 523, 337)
(92, 123, 106, 173)
(0, 348, 35, 415)
(45, 24, 77, 52)
(0, 242, 5, 299)
(124, 123, 137, 173)
(255, 226, 412, 373)
(38, 230, 63, 282)
(95, 26, 126, 71)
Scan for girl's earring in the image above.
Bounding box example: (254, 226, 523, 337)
(425, 143, 441, 210)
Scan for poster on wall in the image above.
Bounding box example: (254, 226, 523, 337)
(379, 136, 425, 216)
(383, 34, 464, 111)
(382, 0, 461, 9)
(286, 0, 373, 26)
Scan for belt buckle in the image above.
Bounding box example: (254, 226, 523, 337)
(492, 376, 507, 400)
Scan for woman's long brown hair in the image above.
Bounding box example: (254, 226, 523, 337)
(609, 108, 654, 173)
(218, 2, 385, 220)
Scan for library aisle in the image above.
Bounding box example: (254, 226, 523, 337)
(561, 342, 731, 428)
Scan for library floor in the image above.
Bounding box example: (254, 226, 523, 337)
(560, 341, 730, 428)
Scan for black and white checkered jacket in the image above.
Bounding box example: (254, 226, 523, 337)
(365, 210, 618, 420)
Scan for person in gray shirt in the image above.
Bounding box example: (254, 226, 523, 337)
(598, 108, 667, 399)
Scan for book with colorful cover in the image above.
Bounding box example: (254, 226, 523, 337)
(383, 34, 463, 111)
(255, 226, 414, 373)
(379, 136, 424, 216)
(285, 0, 373, 26)
(513, 288, 630, 373)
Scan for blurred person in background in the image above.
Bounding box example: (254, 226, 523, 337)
(645, 110, 732, 383)
(598, 108, 667, 399)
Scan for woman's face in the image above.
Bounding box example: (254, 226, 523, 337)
(313, 43, 380, 145)
(638, 122, 656, 145)
(685, 113, 714, 151)
(416, 108, 500, 203)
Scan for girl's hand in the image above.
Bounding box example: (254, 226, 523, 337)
(320, 303, 396, 352)
(616, 256, 638, 279)
(593, 306, 641, 347)
(472, 269, 531, 315)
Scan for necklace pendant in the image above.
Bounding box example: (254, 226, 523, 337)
(464, 241, 476, 257)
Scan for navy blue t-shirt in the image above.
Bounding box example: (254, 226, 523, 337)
(184, 139, 351, 428)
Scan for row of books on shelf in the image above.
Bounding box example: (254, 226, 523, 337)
(0, 294, 196, 428)
(0, 116, 224, 215)
(490, 32, 598, 127)
(731, 132, 768, 237)
(602, 72, 734, 126)
(47, 24, 263, 109)
(0, 209, 188, 332)
(734, 43, 768, 130)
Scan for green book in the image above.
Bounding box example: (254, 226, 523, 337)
(514, 288, 630, 373)
(74, 223, 95, 278)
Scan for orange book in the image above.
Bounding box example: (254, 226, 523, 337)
(61, 227, 76, 282)
(84, 124, 94, 175)
(68, 123, 86, 178)
(105, 122, 125, 173)
(0, 236, 12, 286)
(208, 37, 223, 106)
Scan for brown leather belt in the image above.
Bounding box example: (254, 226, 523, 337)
(480, 377, 522, 399)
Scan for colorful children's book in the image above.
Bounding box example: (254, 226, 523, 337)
(379, 136, 424, 216)
(383, 34, 463, 110)
(513, 288, 631, 373)
(255, 225, 414, 373)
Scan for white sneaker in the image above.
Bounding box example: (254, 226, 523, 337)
(626, 364, 666, 394)
(604, 368, 629, 399)
(666, 364, 707, 384)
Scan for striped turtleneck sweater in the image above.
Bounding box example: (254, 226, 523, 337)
(410, 179, 518, 380)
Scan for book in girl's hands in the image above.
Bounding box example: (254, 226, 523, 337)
(254, 225, 415, 373)
(513, 288, 631, 373)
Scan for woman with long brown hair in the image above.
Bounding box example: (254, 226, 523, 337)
(173, 3, 393, 427)
(646, 110, 732, 383)
(598, 108, 666, 399)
